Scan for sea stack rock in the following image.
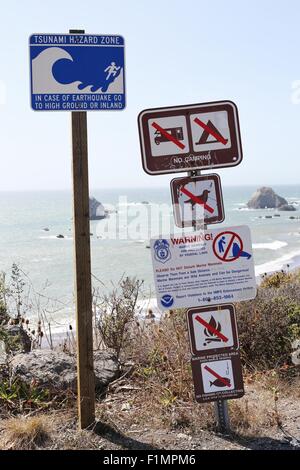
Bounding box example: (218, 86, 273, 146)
(247, 187, 296, 211)
(89, 197, 106, 220)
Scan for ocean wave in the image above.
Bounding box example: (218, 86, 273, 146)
(253, 241, 288, 250)
(255, 249, 300, 276)
(38, 235, 73, 240)
(233, 207, 252, 211)
(118, 202, 152, 207)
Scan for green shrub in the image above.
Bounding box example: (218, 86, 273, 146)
(260, 271, 293, 289)
(96, 277, 143, 359)
(237, 276, 300, 369)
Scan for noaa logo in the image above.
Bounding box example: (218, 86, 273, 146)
(160, 295, 174, 308)
(154, 239, 171, 263)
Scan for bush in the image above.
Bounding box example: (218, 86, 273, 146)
(132, 309, 191, 400)
(237, 272, 300, 369)
(0, 273, 9, 326)
(95, 277, 143, 359)
(260, 270, 293, 289)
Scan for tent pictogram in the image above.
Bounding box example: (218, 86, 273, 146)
(194, 118, 228, 146)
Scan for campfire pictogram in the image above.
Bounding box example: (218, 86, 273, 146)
(203, 316, 222, 346)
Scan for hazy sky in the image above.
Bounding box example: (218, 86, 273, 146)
(0, 0, 299, 190)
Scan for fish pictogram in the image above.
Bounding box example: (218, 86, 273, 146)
(210, 377, 231, 388)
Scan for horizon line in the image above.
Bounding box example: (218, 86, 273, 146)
(0, 183, 299, 193)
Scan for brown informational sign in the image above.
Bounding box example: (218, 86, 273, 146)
(170, 173, 224, 227)
(138, 100, 242, 175)
(186, 304, 239, 357)
(191, 350, 244, 403)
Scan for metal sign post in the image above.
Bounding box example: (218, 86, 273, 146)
(190, 170, 230, 433)
(215, 399, 230, 433)
(139, 100, 253, 436)
(70, 29, 95, 430)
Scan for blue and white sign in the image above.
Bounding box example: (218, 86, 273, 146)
(150, 225, 256, 310)
(29, 34, 125, 111)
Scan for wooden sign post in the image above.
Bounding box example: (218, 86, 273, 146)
(70, 29, 95, 430)
(30, 29, 126, 429)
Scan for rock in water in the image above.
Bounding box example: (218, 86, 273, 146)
(247, 187, 296, 211)
(9, 349, 119, 393)
(278, 204, 296, 212)
(89, 197, 106, 220)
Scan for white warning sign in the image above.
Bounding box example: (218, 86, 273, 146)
(150, 225, 256, 310)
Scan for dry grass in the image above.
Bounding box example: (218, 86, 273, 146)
(0, 415, 51, 450)
(229, 388, 279, 434)
(0, 373, 298, 450)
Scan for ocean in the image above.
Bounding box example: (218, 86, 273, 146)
(0, 185, 299, 332)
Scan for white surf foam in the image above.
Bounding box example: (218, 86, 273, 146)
(253, 241, 288, 250)
(38, 235, 73, 240)
(255, 249, 300, 276)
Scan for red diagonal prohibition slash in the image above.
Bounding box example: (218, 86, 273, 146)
(222, 234, 236, 261)
(151, 122, 185, 150)
(194, 117, 228, 145)
(204, 365, 231, 387)
(195, 315, 228, 342)
(180, 186, 214, 214)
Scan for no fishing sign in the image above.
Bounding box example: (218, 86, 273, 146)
(191, 351, 245, 403)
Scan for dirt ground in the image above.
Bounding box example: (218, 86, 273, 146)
(50, 396, 300, 450)
(1, 378, 299, 451)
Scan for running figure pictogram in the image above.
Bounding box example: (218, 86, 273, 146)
(104, 62, 120, 80)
